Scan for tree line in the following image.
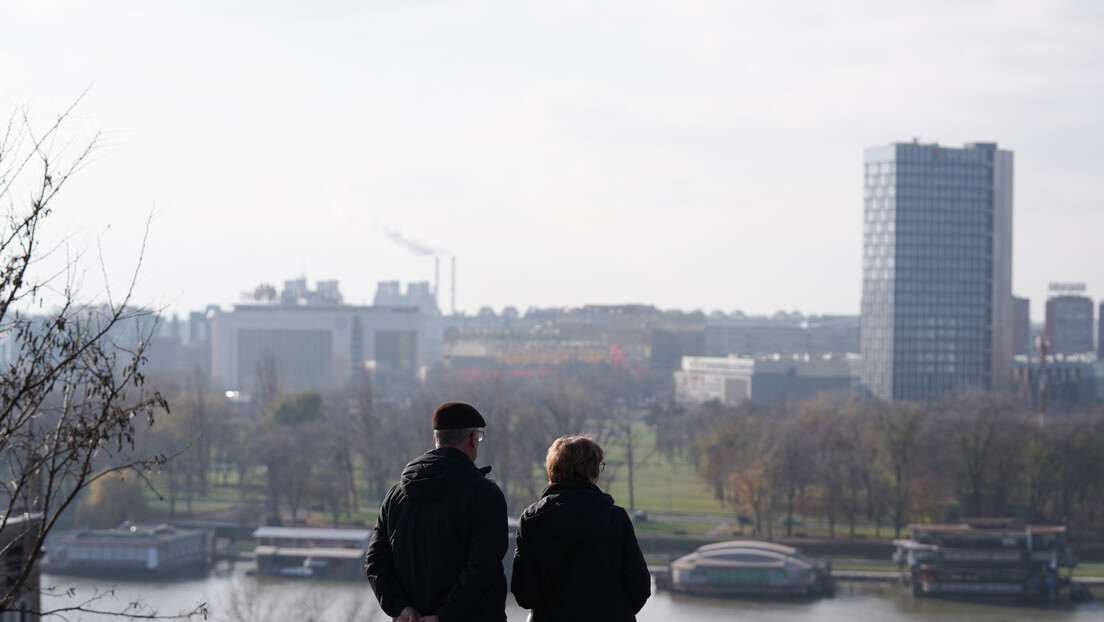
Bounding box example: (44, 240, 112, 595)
(125, 360, 1104, 547)
(674, 392, 1104, 540)
(126, 362, 659, 525)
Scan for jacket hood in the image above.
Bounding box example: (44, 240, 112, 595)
(521, 481, 614, 547)
(399, 447, 486, 503)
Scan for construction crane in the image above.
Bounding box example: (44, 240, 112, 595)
(1037, 334, 1050, 426)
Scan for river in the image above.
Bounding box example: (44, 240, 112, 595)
(40, 567, 1103, 621)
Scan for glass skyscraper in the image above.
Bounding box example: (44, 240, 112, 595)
(860, 141, 1013, 401)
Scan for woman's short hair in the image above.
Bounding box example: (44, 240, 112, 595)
(546, 435, 604, 484)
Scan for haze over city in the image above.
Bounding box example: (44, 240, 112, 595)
(5, 1, 1103, 320)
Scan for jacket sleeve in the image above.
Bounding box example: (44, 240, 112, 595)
(509, 516, 543, 609)
(618, 509, 652, 613)
(436, 481, 508, 622)
(365, 488, 413, 618)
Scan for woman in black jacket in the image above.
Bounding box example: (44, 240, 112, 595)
(511, 435, 651, 621)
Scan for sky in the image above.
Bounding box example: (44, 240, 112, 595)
(3, 0, 1103, 320)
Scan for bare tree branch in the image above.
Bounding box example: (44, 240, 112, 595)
(0, 99, 204, 619)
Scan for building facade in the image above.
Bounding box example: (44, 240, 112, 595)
(1045, 284, 1093, 356)
(1099, 302, 1104, 360)
(673, 355, 857, 406)
(1012, 296, 1031, 357)
(674, 356, 755, 406)
(211, 304, 425, 395)
(1011, 357, 1101, 413)
(860, 141, 1014, 401)
(706, 314, 860, 359)
(439, 304, 705, 375)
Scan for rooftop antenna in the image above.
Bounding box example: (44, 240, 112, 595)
(451, 256, 456, 316)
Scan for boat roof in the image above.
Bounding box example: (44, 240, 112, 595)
(671, 539, 823, 571)
(893, 540, 939, 551)
(694, 540, 800, 556)
(252, 527, 373, 541)
(908, 522, 1066, 535)
(253, 545, 365, 559)
(59, 522, 204, 544)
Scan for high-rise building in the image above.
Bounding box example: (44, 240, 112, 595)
(860, 141, 1013, 401)
(1045, 283, 1093, 355)
(1012, 296, 1031, 357)
(1099, 302, 1104, 360)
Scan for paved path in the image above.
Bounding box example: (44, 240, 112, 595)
(704, 521, 730, 537)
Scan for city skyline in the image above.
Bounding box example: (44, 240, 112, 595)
(5, 1, 1103, 320)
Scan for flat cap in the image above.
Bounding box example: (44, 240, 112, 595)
(432, 401, 486, 430)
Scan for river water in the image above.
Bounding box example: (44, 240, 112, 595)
(41, 567, 1104, 621)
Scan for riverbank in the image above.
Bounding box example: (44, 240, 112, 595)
(643, 564, 1104, 586)
(41, 567, 1104, 622)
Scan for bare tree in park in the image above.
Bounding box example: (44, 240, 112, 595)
(935, 392, 1026, 517)
(768, 405, 816, 537)
(873, 400, 926, 538)
(0, 102, 205, 619)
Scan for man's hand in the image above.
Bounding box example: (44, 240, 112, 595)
(419, 617, 439, 622)
(397, 607, 421, 622)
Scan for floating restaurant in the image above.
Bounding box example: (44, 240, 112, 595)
(893, 519, 1087, 602)
(658, 540, 834, 598)
(44, 522, 213, 579)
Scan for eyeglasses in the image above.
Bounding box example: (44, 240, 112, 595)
(599, 462, 606, 473)
(473, 430, 485, 443)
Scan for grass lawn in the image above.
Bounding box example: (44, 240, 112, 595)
(636, 520, 719, 536)
(599, 423, 725, 515)
(828, 558, 900, 573)
(341, 509, 379, 526)
(1072, 563, 1104, 578)
(147, 498, 238, 515)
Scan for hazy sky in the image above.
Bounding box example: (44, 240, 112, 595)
(5, 1, 1102, 319)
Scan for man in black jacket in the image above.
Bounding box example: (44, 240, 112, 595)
(366, 402, 508, 622)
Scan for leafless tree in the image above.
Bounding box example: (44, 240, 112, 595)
(768, 404, 816, 537)
(872, 400, 927, 538)
(934, 392, 1026, 517)
(0, 101, 205, 619)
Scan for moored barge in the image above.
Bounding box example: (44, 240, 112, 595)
(251, 526, 371, 580)
(44, 522, 213, 579)
(893, 519, 1080, 601)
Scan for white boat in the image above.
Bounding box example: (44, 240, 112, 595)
(278, 557, 328, 578)
(660, 540, 833, 598)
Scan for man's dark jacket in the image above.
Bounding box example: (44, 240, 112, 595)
(511, 480, 651, 621)
(365, 447, 508, 622)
